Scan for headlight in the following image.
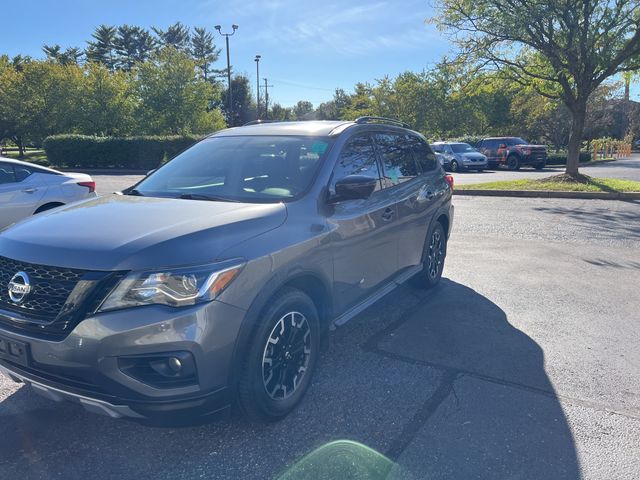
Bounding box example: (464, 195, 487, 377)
(98, 261, 245, 312)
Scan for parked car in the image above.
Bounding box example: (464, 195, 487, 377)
(430, 142, 488, 172)
(433, 151, 449, 169)
(477, 137, 547, 170)
(0, 157, 96, 229)
(0, 118, 453, 424)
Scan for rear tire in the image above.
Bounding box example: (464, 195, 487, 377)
(414, 221, 447, 289)
(506, 155, 520, 170)
(237, 287, 320, 422)
(449, 160, 459, 172)
(535, 161, 546, 170)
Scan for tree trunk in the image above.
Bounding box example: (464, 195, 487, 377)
(565, 103, 586, 176)
(16, 136, 25, 157)
(624, 77, 630, 102)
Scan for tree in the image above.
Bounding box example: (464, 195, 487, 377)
(43, 45, 83, 65)
(269, 103, 293, 121)
(86, 25, 117, 70)
(292, 100, 314, 120)
(191, 27, 220, 81)
(114, 25, 155, 70)
(137, 47, 225, 134)
(79, 63, 137, 136)
(0, 61, 84, 149)
(222, 75, 256, 126)
(434, 0, 640, 176)
(152, 22, 191, 51)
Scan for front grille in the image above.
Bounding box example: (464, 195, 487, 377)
(0, 256, 85, 320)
(0, 256, 123, 339)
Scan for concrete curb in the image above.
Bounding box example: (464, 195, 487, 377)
(454, 189, 640, 200)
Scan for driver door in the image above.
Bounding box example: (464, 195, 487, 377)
(327, 134, 399, 314)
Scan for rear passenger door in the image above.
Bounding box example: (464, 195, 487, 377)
(0, 162, 43, 228)
(328, 134, 399, 313)
(373, 132, 442, 271)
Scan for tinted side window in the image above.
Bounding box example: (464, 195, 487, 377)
(375, 133, 419, 186)
(14, 165, 32, 182)
(332, 135, 382, 191)
(407, 135, 438, 172)
(0, 163, 17, 185)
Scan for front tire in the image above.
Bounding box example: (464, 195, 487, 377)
(506, 154, 520, 170)
(449, 160, 459, 172)
(237, 287, 320, 422)
(414, 221, 447, 289)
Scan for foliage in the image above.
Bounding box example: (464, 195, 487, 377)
(43, 134, 202, 169)
(222, 75, 256, 126)
(432, 0, 640, 175)
(457, 177, 640, 193)
(136, 48, 225, 135)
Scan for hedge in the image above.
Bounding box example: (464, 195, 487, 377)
(43, 134, 203, 170)
(546, 152, 592, 165)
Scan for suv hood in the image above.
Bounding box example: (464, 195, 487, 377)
(0, 194, 287, 271)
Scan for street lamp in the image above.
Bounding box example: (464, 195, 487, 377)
(255, 55, 261, 119)
(214, 24, 238, 122)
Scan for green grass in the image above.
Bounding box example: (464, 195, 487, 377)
(457, 177, 640, 193)
(2, 149, 50, 166)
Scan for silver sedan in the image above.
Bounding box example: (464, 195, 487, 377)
(0, 157, 96, 228)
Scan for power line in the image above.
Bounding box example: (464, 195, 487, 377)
(270, 78, 336, 92)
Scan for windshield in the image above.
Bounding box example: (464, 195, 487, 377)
(450, 143, 476, 153)
(134, 136, 333, 202)
(504, 137, 528, 146)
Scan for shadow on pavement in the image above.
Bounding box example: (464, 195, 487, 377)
(0, 279, 581, 480)
(368, 279, 581, 479)
(533, 203, 640, 240)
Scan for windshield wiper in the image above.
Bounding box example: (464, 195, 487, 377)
(127, 189, 144, 196)
(178, 193, 240, 202)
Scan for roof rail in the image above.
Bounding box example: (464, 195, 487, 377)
(243, 119, 280, 126)
(354, 116, 411, 129)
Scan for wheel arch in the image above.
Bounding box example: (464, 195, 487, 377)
(34, 202, 65, 214)
(228, 268, 333, 390)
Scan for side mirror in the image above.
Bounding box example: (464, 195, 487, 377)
(331, 175, 377, 202)
(498, 143, 507, 149)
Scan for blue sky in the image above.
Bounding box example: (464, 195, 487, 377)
(0, 0, 451, 107)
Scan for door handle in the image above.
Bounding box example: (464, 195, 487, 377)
(381, 207, 395, 221)
(22, 188, 38, 194)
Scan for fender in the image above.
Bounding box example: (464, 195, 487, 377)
(226, 265, 333, 390)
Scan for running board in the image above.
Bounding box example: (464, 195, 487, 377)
(332, 264, 423, 328)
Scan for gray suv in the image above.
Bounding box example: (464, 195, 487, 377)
(0, 118, 453, 423)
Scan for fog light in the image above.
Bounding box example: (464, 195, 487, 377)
(118, 351, 197, 388)
(168, 356, 182, 373)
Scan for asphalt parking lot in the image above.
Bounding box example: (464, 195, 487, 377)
(1, 194, 639, 479)
(450, 154, 640, 185)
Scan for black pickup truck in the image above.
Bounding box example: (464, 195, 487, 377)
(478, 137, 547, 170)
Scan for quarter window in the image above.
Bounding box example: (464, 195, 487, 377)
(374, 133, 420, 186)
(407, 135, 438, 172)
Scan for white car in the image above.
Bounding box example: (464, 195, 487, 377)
(0, 157, 96, 229)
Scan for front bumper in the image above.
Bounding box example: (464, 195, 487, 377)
(0, 299, 247, 421)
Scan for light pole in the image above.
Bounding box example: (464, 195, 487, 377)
(255, 55, 261, 119)
(214, 24, 238, 122)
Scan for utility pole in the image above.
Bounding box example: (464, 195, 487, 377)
(255, 55, 261, 119)
(262, 78, 273, 120)
(214, 24, 238, 123)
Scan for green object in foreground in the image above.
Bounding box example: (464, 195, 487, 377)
(277, 440, 403, 480)
(457, 177, 640, 193)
